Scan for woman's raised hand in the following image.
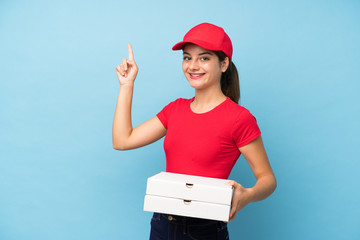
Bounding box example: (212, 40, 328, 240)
(116, 43, 138, 86)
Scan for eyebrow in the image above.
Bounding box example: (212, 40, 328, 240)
(183, 51, 214, 56)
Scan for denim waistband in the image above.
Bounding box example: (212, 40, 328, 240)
(154, 212, 227, 227)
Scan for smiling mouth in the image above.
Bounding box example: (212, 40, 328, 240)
(189, 73, 205, 79)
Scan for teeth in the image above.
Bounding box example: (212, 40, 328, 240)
(190, 74, 203, 77)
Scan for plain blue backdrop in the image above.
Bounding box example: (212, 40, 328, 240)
(1, 0, 359, 239)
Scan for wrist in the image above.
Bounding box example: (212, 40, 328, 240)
(120, 83, 134, 90)
(244, 187, 256, 204)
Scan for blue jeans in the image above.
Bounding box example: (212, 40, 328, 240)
(149, 212, 229, 240)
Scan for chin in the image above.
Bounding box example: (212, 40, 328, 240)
(187, 80, 204, 89)
(189, 83, 207, 90)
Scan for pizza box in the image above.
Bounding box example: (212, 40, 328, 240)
(143, 172, 233, 222)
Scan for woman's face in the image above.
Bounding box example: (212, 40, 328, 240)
(182, 43, 228, 90)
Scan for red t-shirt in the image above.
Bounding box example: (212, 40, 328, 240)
(156, 97, 261, 179)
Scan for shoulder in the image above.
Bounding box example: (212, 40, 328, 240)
(223, 99, 258, 124)
(224, 98, 252, 116)
(226, 100, 261, 145)
(164, 97, 193, 108)
(158, 97, 193, 116)
(172, 97, 193, 105)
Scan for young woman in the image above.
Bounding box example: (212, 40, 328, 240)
(113, 23, 276, 240)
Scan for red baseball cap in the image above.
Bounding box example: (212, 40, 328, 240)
(172, 23, 233, 60)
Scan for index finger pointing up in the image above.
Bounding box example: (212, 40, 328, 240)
(128, 43, 134, 61)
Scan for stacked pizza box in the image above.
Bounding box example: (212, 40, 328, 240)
(144, 172, 233, 222)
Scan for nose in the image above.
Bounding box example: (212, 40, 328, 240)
(189, 59, 199, 71)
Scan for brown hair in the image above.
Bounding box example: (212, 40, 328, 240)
(214, 51, 240, 104)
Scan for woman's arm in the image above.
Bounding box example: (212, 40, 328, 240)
(227, 136, 277, 221)
(112, 44, 166, 150)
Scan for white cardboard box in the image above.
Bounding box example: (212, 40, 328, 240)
(143, 172, 233, 222)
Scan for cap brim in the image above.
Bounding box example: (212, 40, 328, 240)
(172, 39, 220, 52)
(172, 41, 186, 50)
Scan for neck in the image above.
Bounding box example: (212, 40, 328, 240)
(191, 86, 227, 113)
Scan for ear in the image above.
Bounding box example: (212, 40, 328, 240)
(221, 57, 230, 73)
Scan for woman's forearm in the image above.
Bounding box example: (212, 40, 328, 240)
(248, 174, 277, 203)
(112, 84, 134, 149)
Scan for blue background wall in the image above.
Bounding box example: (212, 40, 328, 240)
(1, 0, 359, 239)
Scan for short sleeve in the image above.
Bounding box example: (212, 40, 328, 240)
(232, 109, 261, 148)
(156, 100, 176, 129)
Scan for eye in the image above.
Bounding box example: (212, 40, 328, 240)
(200, 57, 210, 61)
(183, 56, 191, 61)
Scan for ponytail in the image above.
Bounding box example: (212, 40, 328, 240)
(215, 51, 240, 104)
